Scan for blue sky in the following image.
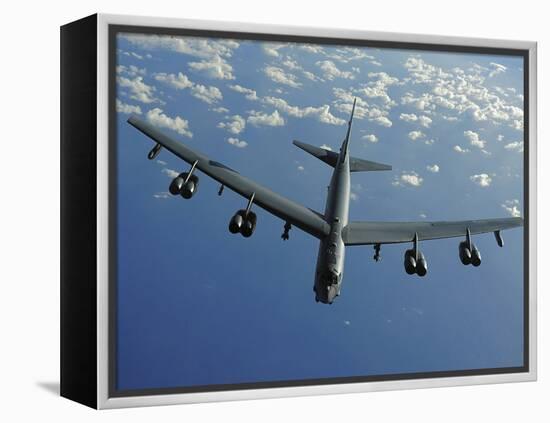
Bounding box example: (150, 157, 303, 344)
(115, 32, 525, 391)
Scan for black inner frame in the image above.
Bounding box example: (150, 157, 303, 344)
(108, 23, 530, 398)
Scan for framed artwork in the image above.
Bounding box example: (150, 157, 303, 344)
(61, 14, 537, 409)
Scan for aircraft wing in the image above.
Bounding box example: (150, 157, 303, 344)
(342, 217, 523, 246)
(128, 116, 331, 239)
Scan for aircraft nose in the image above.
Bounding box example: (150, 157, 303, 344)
(326, 284, 339, 304)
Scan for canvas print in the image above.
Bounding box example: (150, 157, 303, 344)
(112, 28, 526, 394)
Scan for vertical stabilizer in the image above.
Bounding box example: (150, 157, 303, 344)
(340, 98, 356, 157)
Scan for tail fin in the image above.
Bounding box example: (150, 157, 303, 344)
(293, 140, 392, 172)
(340, 97, 356, 157)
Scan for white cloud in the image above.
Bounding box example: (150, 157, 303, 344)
(393, 171, 423, 187)
(154, 71, 223, 104)
(299, 44, 325, 54)
(116, 99, 142, 114)
(367, 71, 400, 86)
(442, 115, 459, 122)
(154, 72, 193, 89)
(153, 192, 171, 199)
(280, 58, 324, 82)
(262, 43, 287, 57)
(217, 115, 246, 134)
(228, 84, 258, 101)
(302, 70, 323, 82)
(358, 72, 400, 105)
(263, 96, 345, 125)
(418, 115, 432, 128)
(489, 62, 507, 78)
(282, 58, 300, 70)
(400, 113, 418, 123)
(212, 106, 229, 113)
(189, 55, 235, 80)
(373, 116, 392, 127)
(350, 192, 359, 201)
(362, 134, 378, 143)
(190, 84, 223, 104)
(121, 34, 239, 80)
(332, 88, 370, 118)
(453, 145, 470, 154)
(510, 119, 524, 131)
(227, 137, 248, 148)
(297, 165, 305, 171)
(464, 130, 486, 149)
(501, 199, 521, 217)
(316, 60, 355, 80)
(504, 141, 524, 152)
(401, 92, 432, 111)
(121, 34, 239, 59)
(320, 144, 333, 151)
(426, 164, 440, 173)
(229, 85, 345, 126)
(332, 88, 395, 127)
(263, 66, 301, 88)
(401, 173, 423, 187)
(121, 50, 144, 60)
(408, 130, 424, 140)
(419, 213, 427, 219)
(401, 55, 523, 127)
(146, 108, 193, 138)
(161, 168, 180, 178)
(247, 110, 285, 127)
(116, 64, 146, 77)
(117, 76, 159, 104)
(470, 173, 492, 187)
(497, 134, 505, 141)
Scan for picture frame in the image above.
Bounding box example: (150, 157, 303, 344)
(61, 13, 537, 409)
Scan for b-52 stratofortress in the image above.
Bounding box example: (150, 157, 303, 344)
(128, 99, 523, 304)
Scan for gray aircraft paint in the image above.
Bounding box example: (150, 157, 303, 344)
(127, 99, 522, 305)
(312, 99, 355, 304)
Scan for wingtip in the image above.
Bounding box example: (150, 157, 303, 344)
(127, 114, 140, 125)
(518, 216, 525, 225)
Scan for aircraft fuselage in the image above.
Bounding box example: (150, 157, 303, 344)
(314, 146, 351, 304)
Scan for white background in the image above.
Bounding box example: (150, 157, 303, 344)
(0, 0, 546, 421)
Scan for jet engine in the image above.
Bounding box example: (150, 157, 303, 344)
(241, 212, 257, 237)
(169, 174, 185, 195)
(458, 235, 481, 267)
(459, 241, 472, 265)
(404, 248, 428, 276)
(180, 175, 199, 199)
(228, 210, 245, 234)
(404, 249, 416, 275)
(471, 245, 481, 267)
(416, 252, 428, 277)
(228, 209, 257, 237)
(169, 172, 199, 199)
(147, 143, 162, 160)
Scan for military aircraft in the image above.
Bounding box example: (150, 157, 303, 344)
(127, 98, 523, 304)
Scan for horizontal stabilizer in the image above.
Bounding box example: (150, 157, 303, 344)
(293, 140, 338, 167)
(293, 140, 391, 172)
(350, 157, 392, 172)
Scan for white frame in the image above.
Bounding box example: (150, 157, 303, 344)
(96, 13, 537, 409)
